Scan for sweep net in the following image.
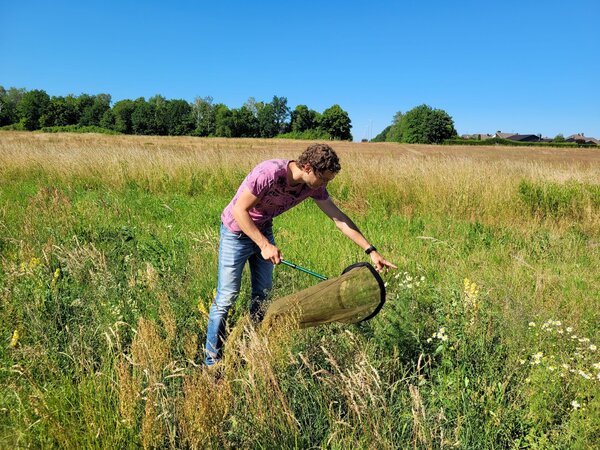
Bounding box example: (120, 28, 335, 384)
(263, 262, 386, 328)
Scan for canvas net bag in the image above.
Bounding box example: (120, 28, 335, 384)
(263, 262, 386, 329)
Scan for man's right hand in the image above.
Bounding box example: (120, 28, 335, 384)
(261, 243, 282, 265)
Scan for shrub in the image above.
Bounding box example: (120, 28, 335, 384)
(0, 121, 26, 131)
(38, 125, 121, 134)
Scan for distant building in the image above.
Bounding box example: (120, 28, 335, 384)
(461, 131, 599, 145)
(494, 131, 543, 142)
(461, 133, 494, 140)
(506, 134, 542, 142)
(566, 133, 600, 145)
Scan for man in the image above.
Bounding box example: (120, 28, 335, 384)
(204, 143, 396, 366)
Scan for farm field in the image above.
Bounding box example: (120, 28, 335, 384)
(1, 131, 599, 448)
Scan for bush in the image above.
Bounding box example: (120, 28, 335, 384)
(0, 121, 26, 131)
(39, 125, 121, 135)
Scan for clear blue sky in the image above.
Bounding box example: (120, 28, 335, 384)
(1, 0, 598, 140)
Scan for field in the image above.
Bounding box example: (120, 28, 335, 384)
(1, 131, 599, 448)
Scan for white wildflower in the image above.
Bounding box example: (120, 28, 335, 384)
(566, 327, 573, 333)
(590, 345, 597, 352)
(531, 352, 544, 365)
(434, 327, 448, 342)
(578, 370, 592, 380)
(571, 400, 581, 410)
(528, 322, 536, 327)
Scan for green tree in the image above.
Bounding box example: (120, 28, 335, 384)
(243, 97, 260, 118)
(270, 96, 290, 134)
(290, 105, 318, 132)
(214, 104, 233, 137)
(0, 86, 25, 126)
(231, 106, 259, 137)
(78, 94, 111, 126)
(371, 125, 391, 142)
(257, 103, 277, 138)
(131, 98, 158, 135)
(100, 109, 115, 130)
(163, 99, 194, 136)
(386, 111, 404, 142)
(112, 99, 136, 134)
(75, 94, 94, 125)
(192, 96, 216, 136)
(397, 104, 456, 144)
(553, 133, 566, 142)
(320, 104, 352, 140)
(17, 89, 50, 130)
(149, 95, 168, 134)
(40, 95, 79, 127)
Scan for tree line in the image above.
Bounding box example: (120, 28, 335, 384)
(372, 104, 457, 144)
(0, 87, 353, 140)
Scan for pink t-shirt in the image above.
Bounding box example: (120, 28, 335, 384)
(221, 159, 329, 233)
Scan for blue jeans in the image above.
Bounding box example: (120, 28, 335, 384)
(204, 223, 275, 366)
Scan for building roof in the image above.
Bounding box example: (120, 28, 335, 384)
(461, 133, 494, 139)
(567, 134, 599, 144)
(507, 134, 541, 141)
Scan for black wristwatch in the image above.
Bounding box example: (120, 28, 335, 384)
(365, 245, 377, 255)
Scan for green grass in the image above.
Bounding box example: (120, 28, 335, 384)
(1, 139, 599, 448)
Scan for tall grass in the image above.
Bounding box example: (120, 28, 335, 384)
(1, 132, 599, 448)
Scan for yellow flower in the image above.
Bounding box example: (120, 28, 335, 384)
(28, 257, 41, 270)
(51, 268, 61, 288)
(10, 330, 20, 347)
(197, 300, 208, 316)
(463, 278, 480, 316)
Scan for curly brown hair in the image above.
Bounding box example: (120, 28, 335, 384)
(295, 143, 341, 174)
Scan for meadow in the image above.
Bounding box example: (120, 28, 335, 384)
(1, 131, 599, 448)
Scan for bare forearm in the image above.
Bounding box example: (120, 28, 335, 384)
(316, 198, 397, 271)
(232, 206, 270, 249)
(334, 216, 371, 250)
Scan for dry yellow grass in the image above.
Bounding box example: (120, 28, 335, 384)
(2, 131, 598, 234)
(2, 131, 599, 176)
